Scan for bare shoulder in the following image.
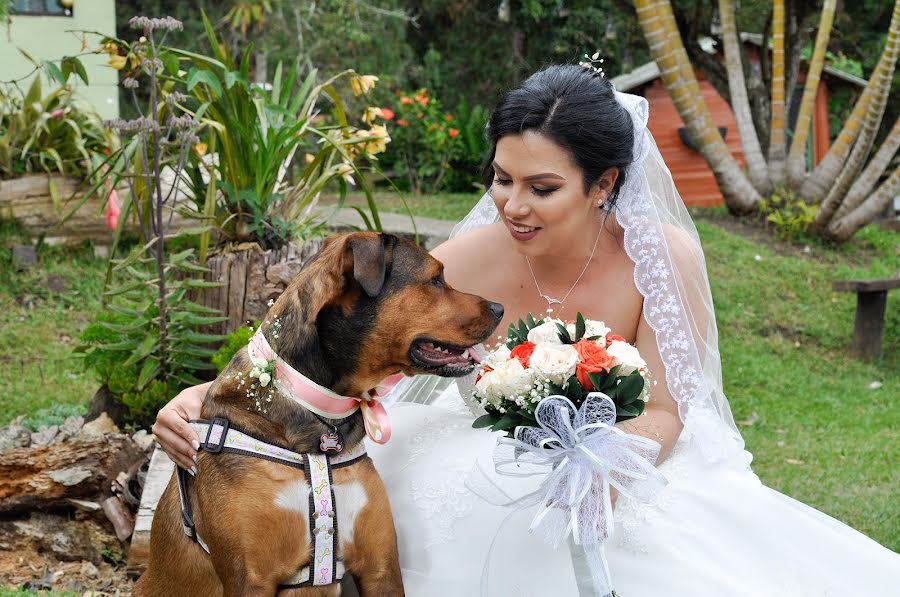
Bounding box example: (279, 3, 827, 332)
(430, 223, 507, 294)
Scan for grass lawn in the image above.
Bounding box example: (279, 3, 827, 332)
(1, 197, 897, 553)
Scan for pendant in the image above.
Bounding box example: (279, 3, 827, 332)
(541, 294, 563, 307)
(320, 430, 343, 453)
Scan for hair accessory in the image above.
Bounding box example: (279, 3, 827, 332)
(578, 51, 605, 77)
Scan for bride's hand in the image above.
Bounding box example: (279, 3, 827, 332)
(151, 382, 211, 473)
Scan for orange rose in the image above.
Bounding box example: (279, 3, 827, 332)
(400, 96, 414, 105)
(605, 333, 626, 346)
(381, 107, 395, 120)
(449, 128, 459, 138)
(510, 341, 536, 367)
(396, 119, 409, 127)
(574, 339, 615, 390)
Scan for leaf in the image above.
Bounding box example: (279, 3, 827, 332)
(588, 370, 608, 390)
(491, 415, 517, 432)
(163, 53, 180, 76)
(526, 313, 536, 328)
(556, 322, 573, 344)
(70, 58, 89, 85)
(186, 67, 223, 97)
(137, 358, 161, 390)
(616, 373, 646, 403)
(43, 61, 66, 85)
(575, 312, 586, 341)
(472, 414, 495, 429)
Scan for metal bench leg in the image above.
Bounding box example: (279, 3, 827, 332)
(852, 290, 888, 361)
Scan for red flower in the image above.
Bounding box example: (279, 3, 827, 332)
(510, 341, 536, 367)
(574, 339, 615, 390)
(606, 333, 626, 347)
(416, 95, 429, 106)
(448, 128, 459, 138)
(400, 96, 414, 105)
(105, 189, 121, 231)
(445, 113, 453, 122)
(381, 107, 395, 120)
(396, 118, 409, 127)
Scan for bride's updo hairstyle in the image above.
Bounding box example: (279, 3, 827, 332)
(483, 64, 634, 209)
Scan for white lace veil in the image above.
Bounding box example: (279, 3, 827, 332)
(385, 90, 744, 464)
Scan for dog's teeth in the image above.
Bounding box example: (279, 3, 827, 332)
(461, 349, 470, 359)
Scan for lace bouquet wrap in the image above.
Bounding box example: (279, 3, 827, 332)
(473, 313, 667, 596)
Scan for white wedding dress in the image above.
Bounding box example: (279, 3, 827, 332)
(344, 90, 898, 596)
(359, 382, 900, 596)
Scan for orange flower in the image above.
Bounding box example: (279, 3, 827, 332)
(448, 128, 459, 138)
(445, 114, 453, 122)
(396, 118, 409, 127)
(381, 107, 395, 120)
(400, 96, 414, 105)
(573, 339, 615, 390)
(416, 95, 429, 106)
(606, 333, 626, 347)
(510, 342, 536, 368)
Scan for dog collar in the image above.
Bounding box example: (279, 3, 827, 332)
(248, 329, 402, 444)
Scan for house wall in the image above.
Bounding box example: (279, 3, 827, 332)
(0, 1, 119, 119)
(645, 77, 746, 207)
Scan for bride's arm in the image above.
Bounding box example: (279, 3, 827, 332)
(619, 314, 683, 463)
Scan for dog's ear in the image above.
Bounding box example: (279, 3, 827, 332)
(347, 234, 388, 297)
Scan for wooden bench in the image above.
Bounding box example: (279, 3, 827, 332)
(832, 277, 900, 360)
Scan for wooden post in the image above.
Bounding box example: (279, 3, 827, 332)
(852, 290, 888, 360)
(832, 278, 900, 361)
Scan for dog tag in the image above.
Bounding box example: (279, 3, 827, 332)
(320, 430, 343, 453)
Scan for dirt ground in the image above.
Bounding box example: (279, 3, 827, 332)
(0, 512, 134, 594)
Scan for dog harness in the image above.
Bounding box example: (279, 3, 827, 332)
(176, 418, 368, 588)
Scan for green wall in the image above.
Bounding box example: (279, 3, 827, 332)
(0, 1, 119, 118)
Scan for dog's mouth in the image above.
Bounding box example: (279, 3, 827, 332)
(409, 339, 482, 376)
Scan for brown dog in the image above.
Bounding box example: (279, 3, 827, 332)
(135, 232, 502, 597)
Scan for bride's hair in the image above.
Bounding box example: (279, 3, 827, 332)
(482, 64, 634, 208)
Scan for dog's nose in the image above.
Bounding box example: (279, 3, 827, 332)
(488, 302, 504, 321)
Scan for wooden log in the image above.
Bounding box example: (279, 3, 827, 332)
(0, 434, 148, 515)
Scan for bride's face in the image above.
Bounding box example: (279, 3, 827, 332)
(490, 131, 613, 258)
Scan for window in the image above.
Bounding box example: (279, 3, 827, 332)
(11, 1, 72, 17)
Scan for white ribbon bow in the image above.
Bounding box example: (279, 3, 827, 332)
(485, 393, 667, 596)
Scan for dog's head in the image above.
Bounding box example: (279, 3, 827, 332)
(266, 232, 503, 397)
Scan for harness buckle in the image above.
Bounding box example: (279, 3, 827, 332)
(203, 417, 229, 453)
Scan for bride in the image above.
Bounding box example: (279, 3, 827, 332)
(154, 64, 899, 595)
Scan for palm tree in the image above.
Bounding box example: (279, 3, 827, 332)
(635, 0, 900, 241)
(635, 0, 761, 213)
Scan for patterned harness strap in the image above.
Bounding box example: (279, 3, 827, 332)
(175, 418, 367, 588)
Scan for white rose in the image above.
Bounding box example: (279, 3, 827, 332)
(607, 340, 647, 375)
(258, 372, 271, 387)
(482, 344, 512, 370)
(584, 320, 611, 340)
(529, 343, 578, 386)
(527, 320, 564, 345)
(250, 367, 262, 378)
(490, 358, 536, 398)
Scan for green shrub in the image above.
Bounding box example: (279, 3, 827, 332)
(759, 187, 818, 242)
(212, 324, 256, 373)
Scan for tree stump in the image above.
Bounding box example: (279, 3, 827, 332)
(200, 239, 324, 335)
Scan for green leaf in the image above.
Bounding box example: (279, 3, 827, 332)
(163, 53, 180, 76)
(526, 313, 536, 328)
(556, 322, 573, 344)
(491, 415, 517, 432)
(43, 61, 66, 85)
(616, 373, 646, 402)
(186, 67, 223, 97)
(575, 312, 586, 342)
(137, 358, 161, 390)
(588, 371, 608, 390)
(472, 414, 496, 429)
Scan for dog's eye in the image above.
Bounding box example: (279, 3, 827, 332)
(430, 276, 445, 289)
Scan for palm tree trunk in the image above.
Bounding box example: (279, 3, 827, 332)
(719, 0, 771, 195)
(768, 0, 787, 185)
(802, 0, 900, 201)
(831, 116, 900, 222)
(827, 165, 900, 241)
(786, 0, 836, 188)
(635, 0, 761, 213)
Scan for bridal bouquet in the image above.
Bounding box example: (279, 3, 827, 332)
(470, 314, 666, 597)
(472, 313, 651, 433)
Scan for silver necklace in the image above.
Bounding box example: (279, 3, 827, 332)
(525, 225, 603, 311)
